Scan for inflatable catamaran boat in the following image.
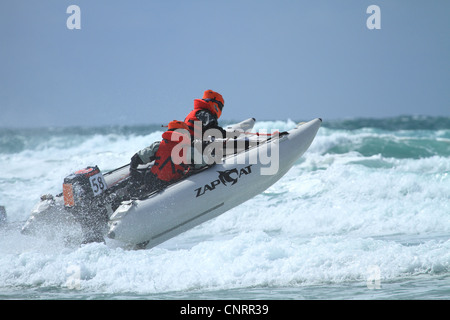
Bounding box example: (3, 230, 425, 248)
(21, 118, 322, 249)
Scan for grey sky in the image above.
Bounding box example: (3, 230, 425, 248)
(1, 0, 449, 128)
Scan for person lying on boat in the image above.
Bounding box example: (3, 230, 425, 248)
(184, 89, 244, 158)
(128, 120, 208, 196)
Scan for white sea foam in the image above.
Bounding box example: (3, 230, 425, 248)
(0, 120, 449, 296)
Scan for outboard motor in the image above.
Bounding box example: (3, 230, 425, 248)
(62, 166, 110, 243)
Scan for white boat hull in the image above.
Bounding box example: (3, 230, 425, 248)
(107, 118, 322, 248)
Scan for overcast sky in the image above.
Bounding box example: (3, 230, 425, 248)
(0, 0, 449, 128)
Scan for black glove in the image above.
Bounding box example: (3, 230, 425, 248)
(130, 153, 144, 169)
(130, 153, 144, 182)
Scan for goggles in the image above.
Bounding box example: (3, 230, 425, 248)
(203, 98, 224, 111)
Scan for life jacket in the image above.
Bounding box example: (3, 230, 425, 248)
(150, 130, 190, 182)
(184, 99, 221, 138)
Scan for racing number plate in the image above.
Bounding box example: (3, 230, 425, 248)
(89, 172, 107, 196)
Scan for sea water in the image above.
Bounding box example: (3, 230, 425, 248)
(0, 116, 449, 300)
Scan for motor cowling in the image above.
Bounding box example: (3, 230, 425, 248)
(63, 166, 107, 208)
